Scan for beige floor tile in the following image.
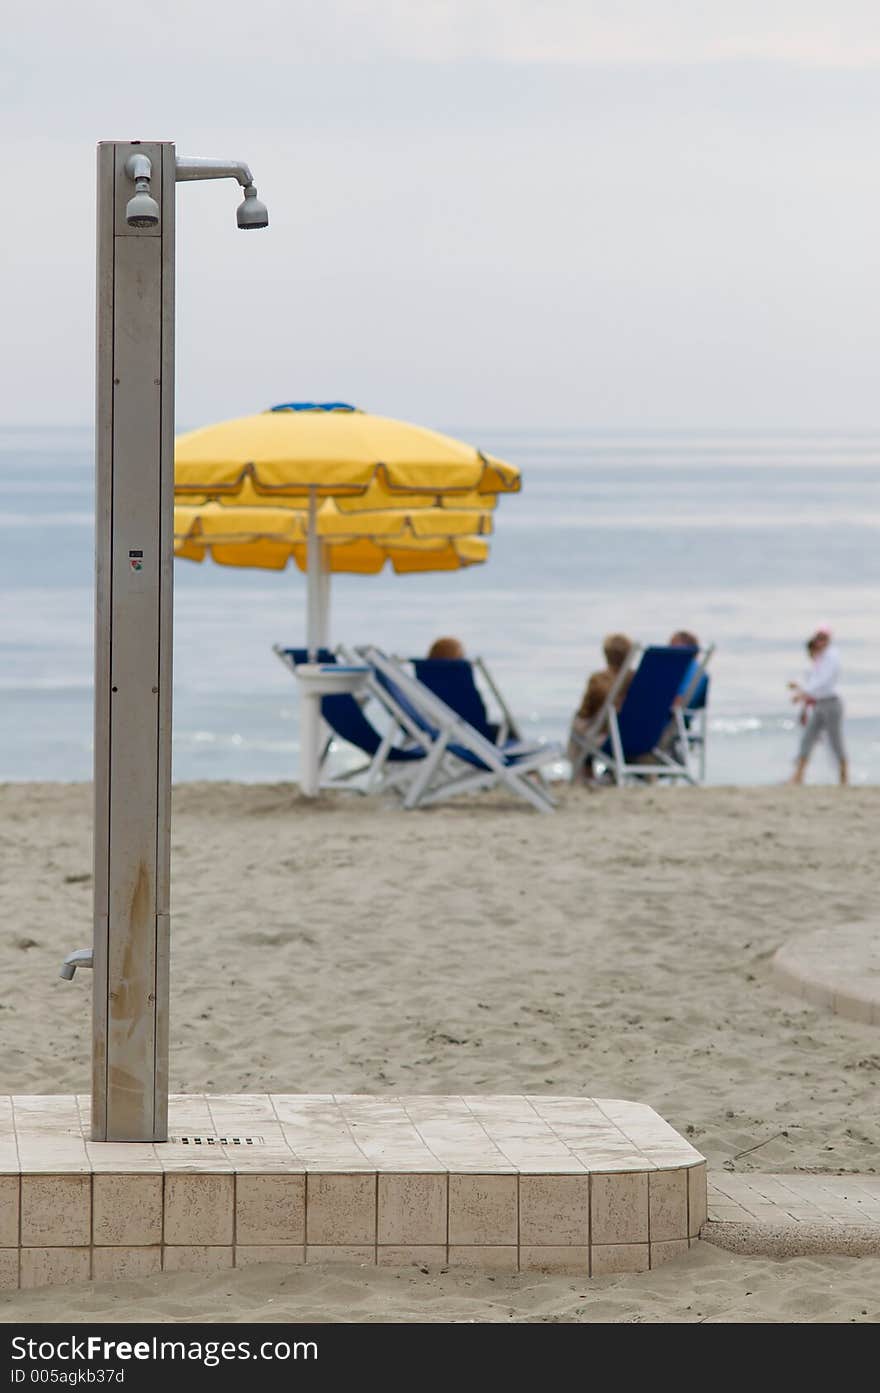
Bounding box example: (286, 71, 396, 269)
(306, 1174, 376, 1245)
(707, 1204, 753, 1222)
(207, 1095, 277, 1124)
(13, 1097, 82, 1127)
(21, 1176, 90, 1247)
(591, 1172, 649, 1245)
(448, 1175, 518, 1245)
(84, 1143, 162, 1173)
(20, 1248, 90, 1289)
(742, 1203, 783, 1221)
(163, 1174, 234, 1245)
(377, 1174, 447, 1246)
(650, 1239, 690, 1267)
(571, 1152, 654, 1172)
(447, 1245, 518, 1273)
(235, 1246, 306, 1267)
(305, 1245, 375, 1264)
(286, 1139, 372, 1169)
(519, 1175, 589, 1246)
(162, 1245, 233, 1273)
(591, 1243, 650, 1275)
(688, 1163, 708, 1236)
(14, 1140, 90, 1174)
(377, 1246, 447, 1267)
(92, 1246, 162, 1280)
(0, 1177, 18, 1247)
(0, 1148, 20, 1176)
(519, 1245, 589, 1275)
(649, 1169, 688, 1242)
(0, 1250, 18, 1290)
(167, 1097, 214, 1126)
(157, 1149, 235, 1174)
(229, 1149, 302, 1173)
(93, 1174, 163, 1247)
(236, 1174, 305, 1246)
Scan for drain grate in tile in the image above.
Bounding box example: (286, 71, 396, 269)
(169, 1135, 264, 1146)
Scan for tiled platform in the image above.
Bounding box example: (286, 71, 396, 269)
(0, 1095, 706, 1288)
(772, 921, 880, 1026)
(705, 1173, 880, 1256)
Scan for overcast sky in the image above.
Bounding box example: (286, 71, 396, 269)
(4, 1, 880, 430)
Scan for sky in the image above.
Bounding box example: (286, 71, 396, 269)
(3, 1, 880, 430)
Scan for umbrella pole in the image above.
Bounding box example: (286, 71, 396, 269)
(318, 547, 331, 647)
(299, 487, 324, 796)
(306, 487, 321, 661)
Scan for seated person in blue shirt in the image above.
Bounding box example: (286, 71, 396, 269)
(655, 629, 705, 756)
(669, 629, 707, 709)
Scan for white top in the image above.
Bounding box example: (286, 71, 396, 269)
(803, 644, 841, 700)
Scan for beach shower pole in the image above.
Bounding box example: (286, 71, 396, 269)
(89, 141, 267, 1142)
(91, 141, 175, 1142)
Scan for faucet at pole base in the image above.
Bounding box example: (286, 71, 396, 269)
(60, 948, 93, 981)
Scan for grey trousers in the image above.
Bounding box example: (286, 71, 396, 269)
(798, 695, 846, 762)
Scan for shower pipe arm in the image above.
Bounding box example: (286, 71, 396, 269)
(175, 157, 256, 188)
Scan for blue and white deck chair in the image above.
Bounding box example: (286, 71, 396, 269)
(359, 646, 561, 813)
(678, 644, 714, 783)
(570, 644, 699, 786)
(409, 657, 521, 746)
(274, 646, 428, 793)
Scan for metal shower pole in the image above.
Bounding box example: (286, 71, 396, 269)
(64, 140, 267, 1142)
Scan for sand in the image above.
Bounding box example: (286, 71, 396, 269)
(1, 781, 879, 1323)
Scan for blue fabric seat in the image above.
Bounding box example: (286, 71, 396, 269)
(410, 659, 500, 744)
(604, 646, 696, 761)
(373, 666, 523, 773)
(276, 648, 425, 772)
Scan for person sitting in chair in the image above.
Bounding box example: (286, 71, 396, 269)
(427, 636, 465, 660)
(420, 637, 499, 742)
(568, 633, 634, 783)
(669, 629, 706, 710)
(656, 629, 703, 756)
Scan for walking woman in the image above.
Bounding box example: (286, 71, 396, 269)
(788, 625, 848, 785)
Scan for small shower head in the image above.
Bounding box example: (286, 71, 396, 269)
(124, 152, 160, 229)
(236, 185, 269, 230)
(125, 189, 160, 228)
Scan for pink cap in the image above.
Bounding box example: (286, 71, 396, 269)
(815, 623, 832, 637)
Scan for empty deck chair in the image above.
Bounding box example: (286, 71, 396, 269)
(569, 644, 699, 785)
(360, 646, 560, 813)
(409, 657, 520, 745)
(274, 646, 428, 792)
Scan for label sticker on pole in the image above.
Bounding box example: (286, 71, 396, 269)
(129, 549, 144, 573)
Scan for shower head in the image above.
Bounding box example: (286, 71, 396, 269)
(124, 153, 160, 229)
(236, 185, 269, 230)
(176, 157, 269, 230)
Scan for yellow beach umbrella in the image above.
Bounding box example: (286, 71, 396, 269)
(175, 401, 518, 650)
(175, 401, 520, 501)
(176, 528, 489, 574)
(182, 474, 500, 515)
(173, 500, 492, 573)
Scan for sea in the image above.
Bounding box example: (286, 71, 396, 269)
(2, 425, 879, 786)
